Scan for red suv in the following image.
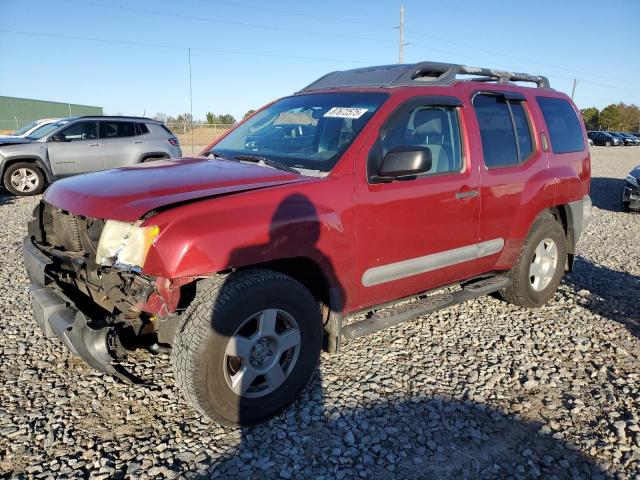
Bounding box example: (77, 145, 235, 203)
(23, 62, 591, 425)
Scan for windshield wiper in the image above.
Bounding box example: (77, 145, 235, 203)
(233, 155, 300, 175)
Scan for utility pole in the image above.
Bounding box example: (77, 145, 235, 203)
(571, 78, 578, 100)
(398, 4, 405, 64)
(188, 47, 194, 155)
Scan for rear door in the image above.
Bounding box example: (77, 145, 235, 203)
(472, 91, 551, 273)
(354, 96, 482, 309)
(47, 120, 102, 176)
(100, 120, 144, 168)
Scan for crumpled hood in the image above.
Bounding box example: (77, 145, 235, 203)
(44, 157, 309, 222)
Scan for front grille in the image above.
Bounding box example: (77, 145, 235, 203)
(31, 201, 104, 255)
(51, 211, 83, 252)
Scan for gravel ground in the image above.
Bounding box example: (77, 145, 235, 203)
(1, 147, 639, 479)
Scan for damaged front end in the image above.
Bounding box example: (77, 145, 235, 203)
(23, 201, 193, 382)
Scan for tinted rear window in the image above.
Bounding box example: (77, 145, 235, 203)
(136, 122, 150, 135)
(473, 94, 519, 168)
(536, 97, 584, 153)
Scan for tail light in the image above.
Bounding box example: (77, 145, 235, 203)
(168, 137, 180, 146)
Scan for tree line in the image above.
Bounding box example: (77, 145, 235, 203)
(153, 109, 257, 127)
(580, 103, 640, 132)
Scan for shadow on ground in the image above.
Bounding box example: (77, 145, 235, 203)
(566, 256, 640, 339)
(590, 177, 625, 212)
(176, 378, 609, 479)
(0, 190, 17, 207)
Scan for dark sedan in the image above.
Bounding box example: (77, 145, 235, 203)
(607, 131, 632, 146)
(620, 133, 640, 146)
(587, 131, 618, 146)
(623, 165, 640, 211)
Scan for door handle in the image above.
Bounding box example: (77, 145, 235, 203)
(455, 189, 478, 200)
(88, 143, 100, 147)
(132, 140, 143, 144)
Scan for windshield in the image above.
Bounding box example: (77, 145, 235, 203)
(13, 120, 39, 136)
(212, 92, 389, 172)
(26, 120, 70, 139)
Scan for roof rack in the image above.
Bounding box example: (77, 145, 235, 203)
(77, 115, 156, 121)
(300, 62, 550, 92)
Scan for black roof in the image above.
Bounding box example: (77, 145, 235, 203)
(76, 115, 162, 122)
(300, 62, 551, 92)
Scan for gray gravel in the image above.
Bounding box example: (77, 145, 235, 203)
(1, 146, 639, 479)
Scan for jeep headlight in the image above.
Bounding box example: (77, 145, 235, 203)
(626, 174, 640, 188)
(96, 220, 160, 268)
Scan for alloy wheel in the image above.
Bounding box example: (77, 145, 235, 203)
(223, 308, 301, 398)
(10, 168, 40, 193)
(529, 237, 558, 291)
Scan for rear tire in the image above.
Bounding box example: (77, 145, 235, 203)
(171, 269, 323, 426)
(499, 216, 567, 308)
(2, 162, 45, 196)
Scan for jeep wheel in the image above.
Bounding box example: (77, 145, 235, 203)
(3, 163, 45, 196)
(171, 269, 323, 426)
(499, 216, 567, 308)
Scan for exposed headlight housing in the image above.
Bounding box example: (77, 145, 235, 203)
(96, 220, 160, 269)
(626, 174, 640, 188)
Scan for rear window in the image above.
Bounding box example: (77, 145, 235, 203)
(536, 97, 584, 153)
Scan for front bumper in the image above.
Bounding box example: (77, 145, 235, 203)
(22, 237, 137, 382)
(622, 183, 640, 211)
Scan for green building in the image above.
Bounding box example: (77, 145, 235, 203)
(0, 96, 103, 132)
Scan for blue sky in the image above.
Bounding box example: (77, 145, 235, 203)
(2, 0, 639, 121)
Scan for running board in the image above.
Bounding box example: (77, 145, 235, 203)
(342, 276, 511, 340)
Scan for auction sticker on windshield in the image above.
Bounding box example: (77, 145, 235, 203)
(323, 107, 368, 119)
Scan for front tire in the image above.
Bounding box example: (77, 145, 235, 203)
(171, 269, 323, 426)
(3, 162, 45, 196)
(499, 216, 567, 308)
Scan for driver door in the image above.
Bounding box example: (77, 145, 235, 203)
(354, 97, 482, 309)
(47, 120, 103, 176)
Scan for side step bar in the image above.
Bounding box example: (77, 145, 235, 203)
(342, 276, 511, 340)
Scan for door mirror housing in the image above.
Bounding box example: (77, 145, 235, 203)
(375, 146, 432, 182)
(49, 133, 67, 142)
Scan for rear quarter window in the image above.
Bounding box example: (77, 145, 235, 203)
(536, 97, 584, 153)
(136, 122, 150, 135)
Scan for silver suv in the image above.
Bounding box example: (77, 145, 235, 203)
(0, 116, 182, 196)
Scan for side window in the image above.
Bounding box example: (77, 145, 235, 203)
(136, 122, 150, 135)
(100, 121, 136, 139)
(381, 105, 463, 175)
(473, 94, 533, 168)
(536, 97, 584, 153)
(510, 101, 533, 160)
(57, 121, 98, 142)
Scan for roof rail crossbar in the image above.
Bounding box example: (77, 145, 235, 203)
(299, 61, 550, 92)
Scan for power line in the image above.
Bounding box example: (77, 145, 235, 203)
(63, 0, 396, 45)
(0, 29, 371, 64)
(59, 0, 640, 95)
(408, 31, 636, 87)
(196, 0, 390, 28)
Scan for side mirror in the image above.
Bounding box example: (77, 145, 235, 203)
(376, 146, 432, 181)
(50, 133, 67, 142)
